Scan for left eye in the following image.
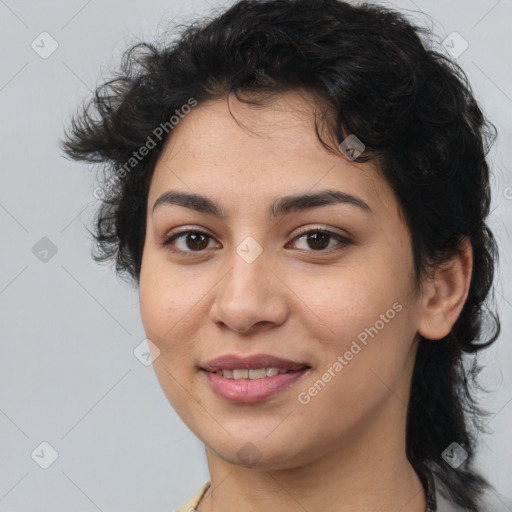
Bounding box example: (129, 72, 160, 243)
(289, 228, 350, 251)
(162, 228, 350, 253)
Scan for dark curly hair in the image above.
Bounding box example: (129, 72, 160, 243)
(60, 0, 501, 509)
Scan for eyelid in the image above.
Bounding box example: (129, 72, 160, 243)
(161, 224, 352, 255)
(161, 227, 219, 253)
(287, 226, 352, 252)
(291, 224, 351, 242)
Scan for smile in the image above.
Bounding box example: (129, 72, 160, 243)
(202, 367, 310, 403)
(210, 367, 290, 379)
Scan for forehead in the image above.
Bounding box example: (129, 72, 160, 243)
(160, 90, 332, 159)
(148, 91, 399, 220)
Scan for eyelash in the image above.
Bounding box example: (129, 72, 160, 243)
(161, 227, 352, 255)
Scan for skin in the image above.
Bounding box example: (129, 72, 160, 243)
(139, 89, 473, 512)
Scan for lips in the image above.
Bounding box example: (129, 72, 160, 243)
(200, 353, 311, 402)
(201, 353, 310, 372)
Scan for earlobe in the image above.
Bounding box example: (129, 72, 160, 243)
(417, 237, 473, 341)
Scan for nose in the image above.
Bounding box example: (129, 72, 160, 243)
(208, 246, 288, 334)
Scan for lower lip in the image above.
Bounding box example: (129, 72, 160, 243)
(202, 368, 310, 403)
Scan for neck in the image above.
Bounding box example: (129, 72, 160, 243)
(197, 398, 427, 512)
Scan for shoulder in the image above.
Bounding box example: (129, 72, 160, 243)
(173, 481, 211, 512)
(476, 486, 512, 512)
(434, 476, 512, 512)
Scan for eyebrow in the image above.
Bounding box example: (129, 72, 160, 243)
(152, 189, 373, 218)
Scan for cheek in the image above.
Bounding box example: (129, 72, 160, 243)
(138, 250, 217, 373)
(290, 249, 417, 393)
(139, 250, 195, 338)
(139, 252, 187, 361)
(290, 252, 411, 343)
(138, 255, 203, 422)
(139, 270, 172, 342)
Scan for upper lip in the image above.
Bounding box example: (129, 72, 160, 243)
(201, 354, 310, 372)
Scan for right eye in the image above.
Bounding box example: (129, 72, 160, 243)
(161, 229, 220, 253)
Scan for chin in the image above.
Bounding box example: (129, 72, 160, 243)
(204, 435, 309, 471)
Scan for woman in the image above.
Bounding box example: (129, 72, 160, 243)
(61, 0, 510, 510)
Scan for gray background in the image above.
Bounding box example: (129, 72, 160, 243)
(0, 0, 511, 510)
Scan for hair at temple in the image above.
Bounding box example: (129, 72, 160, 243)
(60, 1, 500, 509)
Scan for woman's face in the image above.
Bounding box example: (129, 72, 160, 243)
(139, 90, 425, 469)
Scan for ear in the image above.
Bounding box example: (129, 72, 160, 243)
(417, 237, 473, 341)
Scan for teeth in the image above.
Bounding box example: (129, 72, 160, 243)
(249, 368, 266, 379)
(233, 369, 249, 379)
(214, 367, 290, 380)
